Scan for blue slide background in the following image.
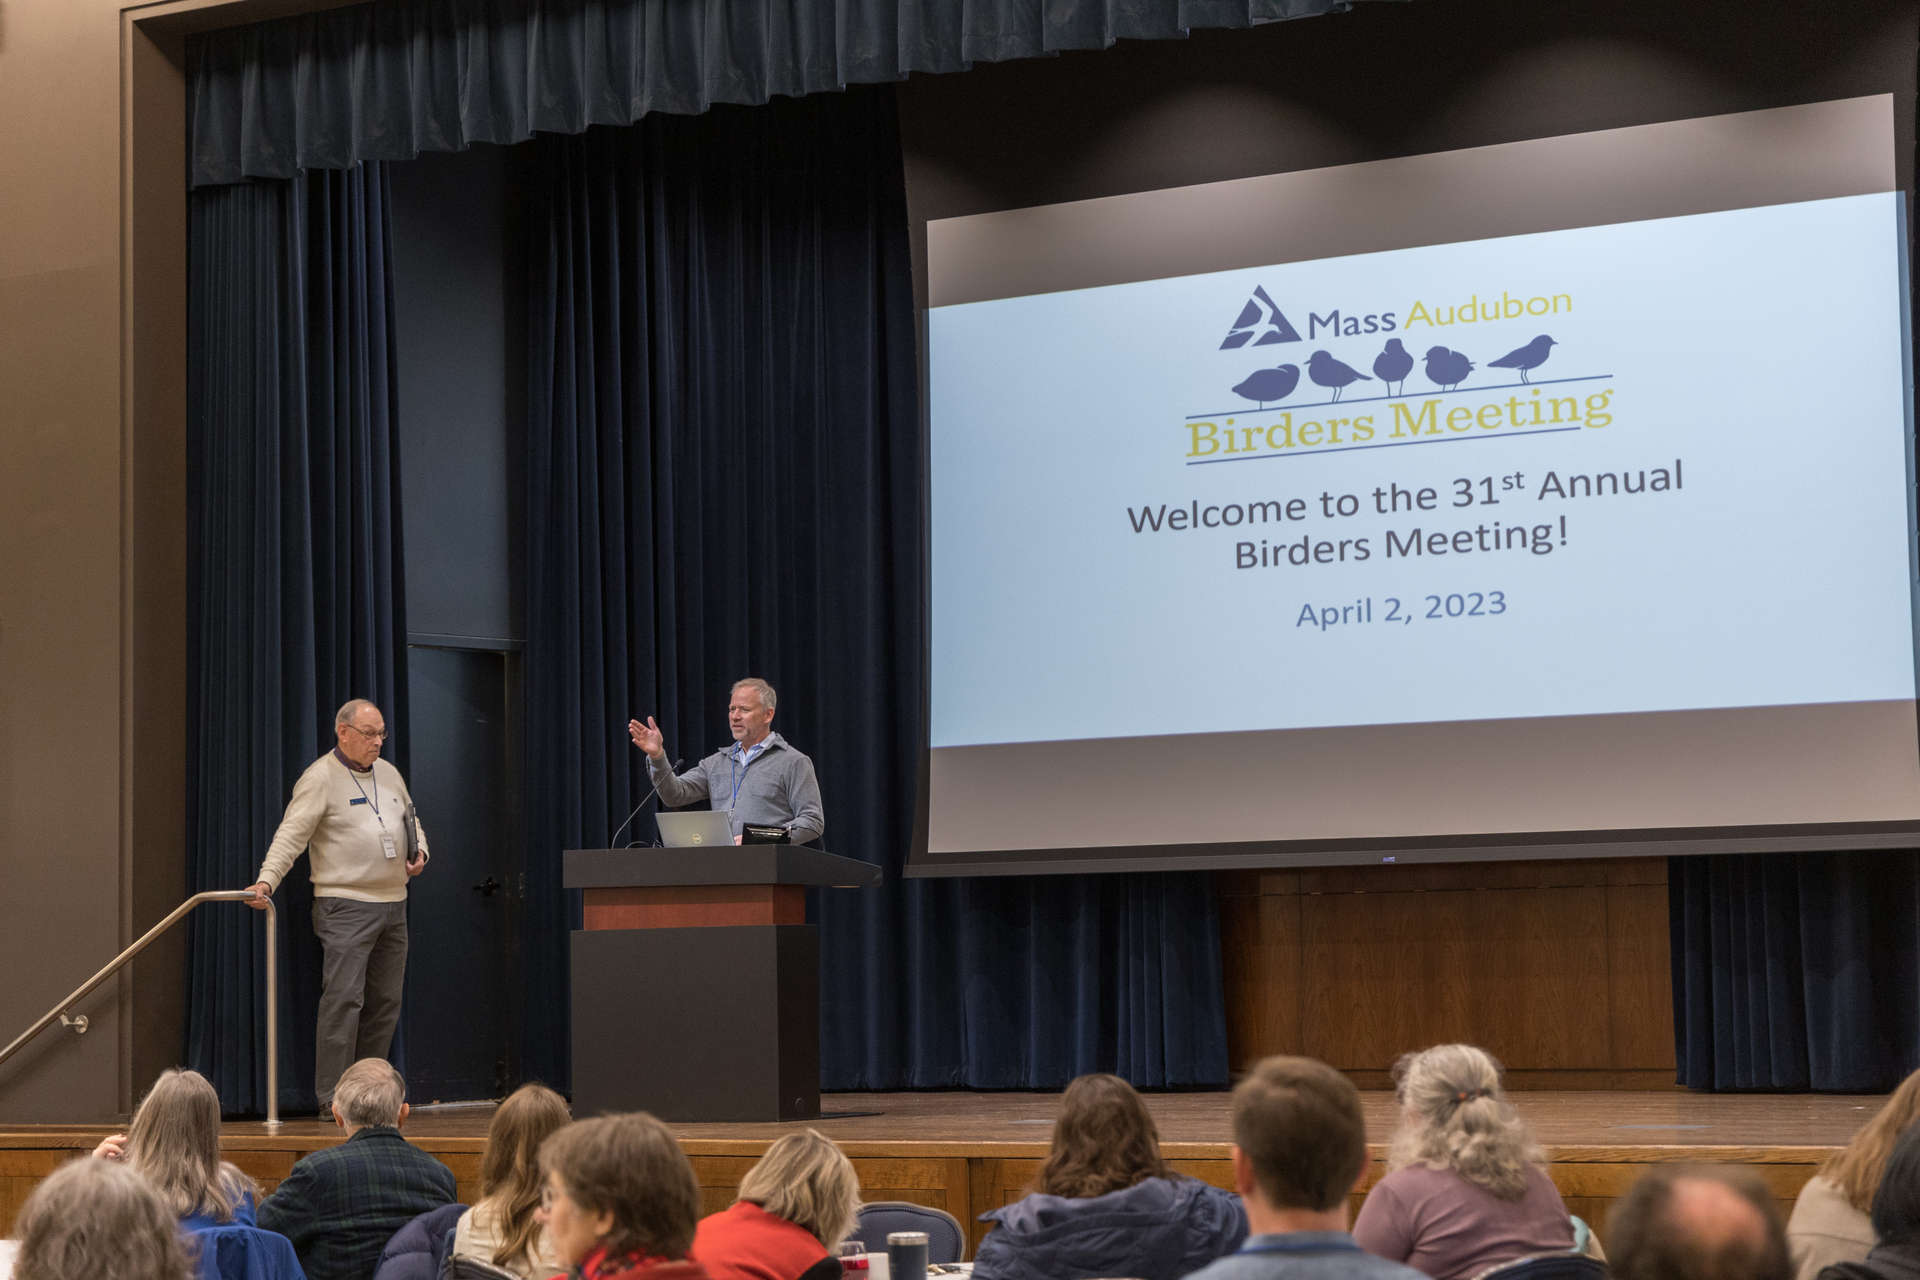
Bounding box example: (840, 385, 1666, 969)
(929, 194, 1916, 748)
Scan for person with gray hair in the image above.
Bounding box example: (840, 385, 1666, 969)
(247, 697, 431, 1108)
(627, 678, 825, 845)
(257, 1058, 457, 1280)
(9, 1158, 194, 1280)
(1352, 1044, 1575, 1280)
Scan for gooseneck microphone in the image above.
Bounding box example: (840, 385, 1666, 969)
(609, 757, 684, 849)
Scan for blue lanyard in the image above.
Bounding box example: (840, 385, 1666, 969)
(729, 744, 750, 810)
(730, 740, 769, 811)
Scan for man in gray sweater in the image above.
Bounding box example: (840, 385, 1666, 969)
(249, 699, 429, 1108)
(627, 677, 824, 845)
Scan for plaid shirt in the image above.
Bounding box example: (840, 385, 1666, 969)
(258, 1127, 458, 1280)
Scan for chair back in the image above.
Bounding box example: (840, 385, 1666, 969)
(1471, 1253, 1609, 1280)
(441, 1256, 525, 1280)
(186, 1223, 306, 1280)
(850, 1202, 967, 1264)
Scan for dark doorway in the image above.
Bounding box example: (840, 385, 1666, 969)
(402, 644, 523, 1102)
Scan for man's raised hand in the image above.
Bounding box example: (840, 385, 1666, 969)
(627, 716, 666, 760)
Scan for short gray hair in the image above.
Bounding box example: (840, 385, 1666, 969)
(12, 1157, 193, 1280)
(731, 678, 777, 712)
(335, 698, 381, 728)
(333, 1058, 407, 1128)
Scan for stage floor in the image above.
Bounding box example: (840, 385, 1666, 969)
(0, 1090, 1881, 1247)
(175, 1086, 1884, 1148)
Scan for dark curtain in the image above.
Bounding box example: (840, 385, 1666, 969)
(185, 164, 410, 1115)
(524, 84, 1229, 1092)
(840, 870, 1230, 1089)
(1670, 850, 1920, 1092)
(186, 0, 1400, 187)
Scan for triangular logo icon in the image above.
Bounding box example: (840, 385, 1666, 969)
(1220, 286, 1302, 349)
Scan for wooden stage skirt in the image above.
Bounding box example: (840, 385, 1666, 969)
(0, 1090, 1878, 1253)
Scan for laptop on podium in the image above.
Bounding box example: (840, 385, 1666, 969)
(655, 811, 734, 848)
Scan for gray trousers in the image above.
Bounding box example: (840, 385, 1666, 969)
(311, 897, 408, 1106)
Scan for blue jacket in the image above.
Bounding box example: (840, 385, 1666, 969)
(185, 1225, 306, 1280)
(371, 1203, 467, 1280)
(185, 1188, 259, 1234)
(975, 1175, 1248, 1280)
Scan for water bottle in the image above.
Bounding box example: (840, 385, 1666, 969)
(887, 1231, 928, 1280)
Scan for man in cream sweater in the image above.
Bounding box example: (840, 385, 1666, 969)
(249, 699, 429, 1108)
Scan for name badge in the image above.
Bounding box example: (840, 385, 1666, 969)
(349, 797, 369, 806)
(380, 831, 398, 859)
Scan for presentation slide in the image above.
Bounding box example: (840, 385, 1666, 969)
(918, 96, 1920, 876)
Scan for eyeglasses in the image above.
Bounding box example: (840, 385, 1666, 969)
(347, 725, 390, 741)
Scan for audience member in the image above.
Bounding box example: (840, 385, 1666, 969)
(693, 1130, 858, 1280)
(1185, 1055, 1425, 1280)
(1790, 1069, 1920, 1280)
(973, 1072, 1247, 1280)
(455, 1083, 573, 1278)
(1609, 1165, 1791, 1280)
(90, 1068, 259, 1230)
(9, 1157, 194, 1280)
(1817, 1121, 1920, 1280)
(372, 1203, 467, 1280)
(536, 1113, 711, 1280)
(1352, 1044, 1574, 1280)
(258, 1058, 456, 1280)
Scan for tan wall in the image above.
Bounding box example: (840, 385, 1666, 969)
(0, 0, 147, 1123)
(0, 0, 357, 1123)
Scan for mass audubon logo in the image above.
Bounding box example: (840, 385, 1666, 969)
(1218, 286, 1301, 349)
(1186, 283, 1614, 464)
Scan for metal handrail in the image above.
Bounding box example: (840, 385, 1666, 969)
(0, 890, 279, 1127)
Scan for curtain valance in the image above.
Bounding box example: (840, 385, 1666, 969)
(188, 0, 1397, 187)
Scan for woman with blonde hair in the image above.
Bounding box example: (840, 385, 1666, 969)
(11, 1157, 194, 1280)
(692, 1130, 860, 1280)
(1353, 1044, 1574, 1280)
(91, 1068, 257, 1229)
(973, 1073, 1246, 1280)
(1791, 1067, 1920, 1280)
(453, 1083, 573, 1277)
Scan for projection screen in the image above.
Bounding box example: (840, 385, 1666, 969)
(913, 95, 1920, 877)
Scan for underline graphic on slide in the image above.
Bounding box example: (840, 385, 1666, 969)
(1182, 373, 1615, 420)
(1185, 424, 1584, 466)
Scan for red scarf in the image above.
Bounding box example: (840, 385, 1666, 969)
(579, 1247, 707, 1280)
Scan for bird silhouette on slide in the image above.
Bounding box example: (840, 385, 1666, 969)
(1423, 346, 1474, 391)
(1372, 339, 1414, 397)
(1307, 350, 1371, 402)
(1486, 335, 1558, 384)
(1232, 364, 1301, 408)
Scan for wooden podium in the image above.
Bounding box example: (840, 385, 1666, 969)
(562, 846, 882, 1122)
